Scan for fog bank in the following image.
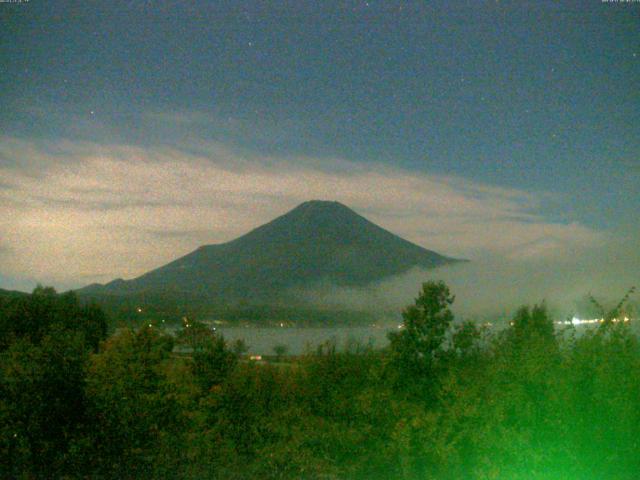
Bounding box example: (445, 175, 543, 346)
(298, 229, 639, 320)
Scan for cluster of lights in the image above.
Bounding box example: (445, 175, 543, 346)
(557, 316, 631, 326)
(368, 317, 632, 331)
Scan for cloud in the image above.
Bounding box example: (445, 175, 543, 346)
(0, 135, 606, 290)
(297, 227, 640, 320)
(0, 243, 11, 257)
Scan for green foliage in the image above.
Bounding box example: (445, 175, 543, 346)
(231, 338, 249, 356)
(451, 320, 483, 361)
(175, 319, 238, 393)
(0, 287, 107, 478)
(387, 280, 455, 396)
(81, 326, 186, 477)
(561, 322, 640, 478)
(175, 318, 212, 351)
(3, 282, 640, 479)
(272, 343, 288, 361)
(0, 286, 107, 351)
(509, 303, 556, 347)
(191, 333, 237, 393)
(0, 329, 88, 478)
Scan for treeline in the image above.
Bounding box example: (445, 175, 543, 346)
(79, 292, 389, 328)
(1, 283, 639, 479)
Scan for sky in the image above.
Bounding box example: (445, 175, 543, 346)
(0, 0, 638, 301)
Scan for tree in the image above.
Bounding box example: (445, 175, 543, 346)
(0, 329, 89, 478)
(231, 338, 249, 356)
(273, 344, 288, 361)
(192, 333, 237, 392)
(451, 320, 483, 362)
(387, 281, 455, 395)
(173, 318, 237, 392)
(82, 327, 185, 477)
(0, 286, 107, 352)
(77, 302, 109, 352)
(0, 287, 108, 478)
(509, 303, 556, 349)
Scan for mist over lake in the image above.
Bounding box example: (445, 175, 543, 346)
(213, 325, 394, 356)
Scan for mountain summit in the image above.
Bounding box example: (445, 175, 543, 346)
(79, 201, 463, 303)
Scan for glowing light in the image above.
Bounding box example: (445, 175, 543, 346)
(563, 316, 632, 326)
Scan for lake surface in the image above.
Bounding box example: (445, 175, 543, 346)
(173, 319, 640, 356)
(214, 325, 398, 356)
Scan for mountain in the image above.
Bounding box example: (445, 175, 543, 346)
(78, 201, 463, 305)
(0, 287, 28, 299)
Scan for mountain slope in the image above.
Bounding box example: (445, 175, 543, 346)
(79, 201, 463, 303)
(0, 288, 28, 299)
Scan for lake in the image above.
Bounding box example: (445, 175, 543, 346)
(214, 325, 399, 356)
